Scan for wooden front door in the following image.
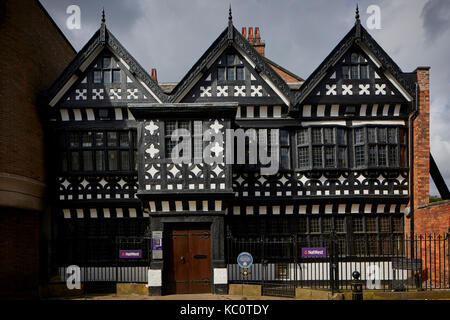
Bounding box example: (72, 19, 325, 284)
(164, 224, 211, 294)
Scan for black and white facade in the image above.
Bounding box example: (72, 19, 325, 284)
(44, 11, 416, 295)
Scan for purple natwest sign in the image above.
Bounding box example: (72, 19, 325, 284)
(301, 247, 327, 258)
(119, 250, 142, 259)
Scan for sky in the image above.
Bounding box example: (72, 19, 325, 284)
(39, 0, 450, 196)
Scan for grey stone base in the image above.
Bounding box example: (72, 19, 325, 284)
(148, 286, 162, 296)
(213, 284, 228, 295)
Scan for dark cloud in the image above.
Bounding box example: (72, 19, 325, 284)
(421, 0, 450, 43)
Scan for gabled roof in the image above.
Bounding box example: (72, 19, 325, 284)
(169, 13, 293, 106)
(294, 18, 416, 106)
(45, 21, 168, 106)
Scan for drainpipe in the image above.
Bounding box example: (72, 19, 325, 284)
(408, 82, 419, 239)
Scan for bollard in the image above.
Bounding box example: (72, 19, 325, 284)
(351, 271, 363, 300)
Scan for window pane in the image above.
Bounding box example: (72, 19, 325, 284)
(312, 128, 322, 144)
(380, 217, 390, 232)
(121, 151, 130, 170)
(393, 217, 403, 232)
(389, 145, 398, 166)
(217, 67, 225, 80)
(107, 132, 118, 146)
(351, 53, 359, 63)
(366, 217, 377, 232)
(352, 217, 364, 232)
(227, 55, 235, 65)
(95, 132, 104, 146)
(309, 218, 320, 233)
(178, 121, 190, 131)
(108, 151, 118, 170)
(236, 67, 244, 80)
(83, 151, 93, 171)
(368, 128, 376, 143)
(322, 218, 332, 234)
(103, 71, 111, 83)
(280, 130, 289, 146)
(323, 128, 334, 144)
(378, 146, 387, 166)
(335, 217, 345, 233)
(298, 219, 307, 233)
(378, 128, 387, 143)
(368, 146, 377, 166)
(93, 71, 102, 83)
(297, 147, 309, 168)
(325, 146, 335, 167)
(134, 150, 138, 171)
(360, 65, 368, 79)
(120, 132, 129, 147)
(338, 147, 346, 167)
(281, 148, 290, 169)
(355, 128, 365, 144)
(227, 68, 235, 80)
(297, 129, 308, 145)
(342, 66, 350, 79)
(82, 132, 92, 147)
(165, 121, 176, 136)
(388, 128, 397, 143)
(113, 70, 121, 83)
(95, 151, 105, 171)
(71, 151, 80, 171)
(337, 128, 346, 145)
(355, 145, 365, 166)
(351, 66, 359, 79)
(312, 146, 322, 167)
(103, 57, 111, 68)
(69, 133, 79, 148)
(165, 139, 176, 158)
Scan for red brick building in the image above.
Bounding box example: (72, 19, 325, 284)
(0, 0, 75, 298)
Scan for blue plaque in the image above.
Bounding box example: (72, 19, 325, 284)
(237, 252, 253, 269)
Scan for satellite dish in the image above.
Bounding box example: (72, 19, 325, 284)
(404, 207, 411, 218)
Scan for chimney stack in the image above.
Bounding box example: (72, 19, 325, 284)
(151, 68, 158, 83)
(248, 27, 254, 44)
(241, 26, 265, 57)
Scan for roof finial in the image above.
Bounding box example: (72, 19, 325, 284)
(101, 8, 105, 24)
(355, 4, 360, 23)
(227, 4, 233, 44)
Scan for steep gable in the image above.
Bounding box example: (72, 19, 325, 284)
(169, 16, 292, 106)
(181, 46, 283, 104)
(294, 20, 416, 109)
(46, 22, 167, 108)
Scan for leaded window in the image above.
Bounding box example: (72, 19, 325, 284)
(93, 56, 121, 84)
(354, 126, 406, 168)
(342, 53, 369, 80)
(296, 127, 347, 169)
(58, 130, 137, 172)
(217, 54, 244, 81)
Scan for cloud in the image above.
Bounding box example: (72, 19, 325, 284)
(421, 0, 450, 43)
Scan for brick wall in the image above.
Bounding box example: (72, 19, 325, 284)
(0, 0, 75, 298)
(0, 208, 40, 298)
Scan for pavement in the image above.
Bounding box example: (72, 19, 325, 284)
(50, 293, 295, 300)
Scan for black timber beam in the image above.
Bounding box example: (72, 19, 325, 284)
(430, 153, 450, 200)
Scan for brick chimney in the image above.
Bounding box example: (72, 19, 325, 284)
(241, 27, 265, 56)
(151, 68, 158, 83)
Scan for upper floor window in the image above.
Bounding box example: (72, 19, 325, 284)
(93, 56, 121, 84)
(353, 126, 407, 168)
(342, 53, 369, 80)
(164, 120, 204, 160)
(58, 130, 137, 173)
(217, 54, 244, 81)
(295, 127, 347, 169)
